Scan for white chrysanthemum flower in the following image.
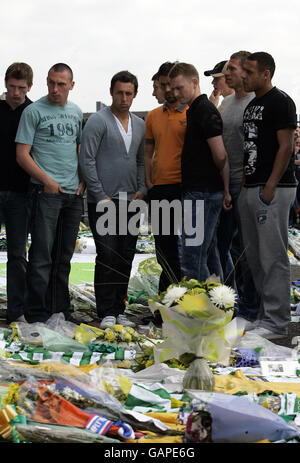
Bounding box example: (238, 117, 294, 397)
(208, 285, 236, 310)
(162, 286, 188, 307)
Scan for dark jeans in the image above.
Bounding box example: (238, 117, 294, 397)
(88, 200, 139, 319)
(25, 185, 83, 323)
(0, 191, 29, 322)
(148, 184, 182, 292)
(217, 183, 241, 289)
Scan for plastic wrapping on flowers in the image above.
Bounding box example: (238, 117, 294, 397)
(149, 278, 245, 391)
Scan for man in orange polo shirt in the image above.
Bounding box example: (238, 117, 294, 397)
(144, 61, 188, 293)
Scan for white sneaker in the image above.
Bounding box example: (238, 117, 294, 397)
(250, 326, 287, 340)
(116, 314, 136, 327)
(100, 316, 116, 329)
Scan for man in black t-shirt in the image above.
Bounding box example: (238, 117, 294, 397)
(169, 62, 228, 281)
(0, 63, 33, 323)
(238, 52, 297, 340)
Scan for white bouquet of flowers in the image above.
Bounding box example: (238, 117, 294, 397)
(149, 277, 245, 391)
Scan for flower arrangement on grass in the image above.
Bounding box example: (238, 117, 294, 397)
(149, 277, 244, 391)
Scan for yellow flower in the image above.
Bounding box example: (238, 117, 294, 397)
(121, 332, 132, 343)
(171, 397, 184, 408)
(113, 324, 125, 333)
(145, 360, 154, 368)
(104, 329, 116, 342)
(125, 326, 135, 335)
(3, 383, 20, 405)
(179, 293, 213, 317)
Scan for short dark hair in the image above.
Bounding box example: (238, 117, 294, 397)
(247, 52, 275, 78)
(110, 70, 138, 93)
(5, 62, 33, 87)
(48, 63, 73, 81)
(157, 61, 178, 78)
(152, 72, 159, 81)
(169, 62, 199, 81)
(230, 50, 251, 67)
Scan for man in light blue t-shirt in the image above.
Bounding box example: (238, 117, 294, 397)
(16, 63, 85, 323)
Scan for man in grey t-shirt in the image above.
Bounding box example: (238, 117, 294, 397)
(16, 63, 84, 324)
(216, 51, 260, 327)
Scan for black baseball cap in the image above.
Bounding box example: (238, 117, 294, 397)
(204, 60, 227, 77)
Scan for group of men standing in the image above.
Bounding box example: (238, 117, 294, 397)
(1, 51, 297, 341)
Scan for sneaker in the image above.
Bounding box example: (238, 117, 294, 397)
(100, 316, 116, 329)
(116, 313, 136, 327)
(250, 326, 287, 340)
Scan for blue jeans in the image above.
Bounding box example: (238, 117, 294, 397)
(181, 190, 223, 282)
(88, 200, 139, 319)
(25, 185, 83, 323)
(0, 191, 29, 322)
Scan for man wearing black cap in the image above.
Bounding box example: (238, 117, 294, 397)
(204, 61, 234, 108)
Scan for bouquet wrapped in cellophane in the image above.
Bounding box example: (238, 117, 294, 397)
(149, 277, 245, 391)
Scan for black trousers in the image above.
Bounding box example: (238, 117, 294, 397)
(148, 184, 182, 292)
(88, 200, 139, 319)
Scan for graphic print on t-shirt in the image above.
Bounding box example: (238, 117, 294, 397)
(244, 141, 257, 175)
(242, 87, 297, 187)
(40, 113, 81, 144)
(243, 106, 264, 177)
(243, 122, 258, 139)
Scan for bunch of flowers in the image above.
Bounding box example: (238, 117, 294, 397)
(93, 324, 145, 346)
(133, 345, 192, 372)
(149, 277, 244, 390)
(154, 277, 236, 312)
